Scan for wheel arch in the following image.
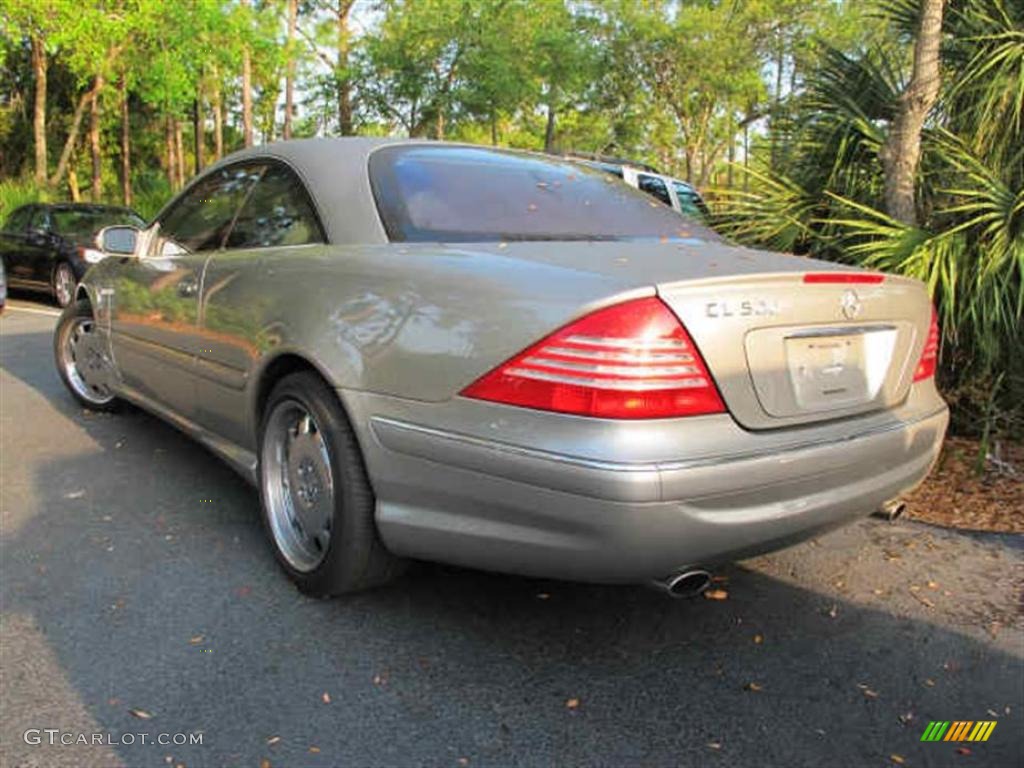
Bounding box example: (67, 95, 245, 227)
(251, 351, 358, 442)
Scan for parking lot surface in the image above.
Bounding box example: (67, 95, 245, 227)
(2, 300, 1022, 768)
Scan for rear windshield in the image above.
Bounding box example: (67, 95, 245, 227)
(369, 146, 715, 243)
(51, 208, 145, 238)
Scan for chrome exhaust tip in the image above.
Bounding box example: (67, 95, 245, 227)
(652, 569, 712, 599)
(873, 499, 907, 522)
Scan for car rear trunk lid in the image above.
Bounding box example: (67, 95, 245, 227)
(657, 272, 932, 430)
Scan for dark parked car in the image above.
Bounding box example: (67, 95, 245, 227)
(0, 203, 145, 307)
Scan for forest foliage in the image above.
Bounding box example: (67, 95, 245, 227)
(0, 0, 1020, 436)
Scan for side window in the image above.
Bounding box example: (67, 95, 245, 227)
(3, 206, 34, 233)
(28, 207, 51, 231)
(154, 163, 264, 255)
(225, 163, 324, 249)
(671, 182, 706, 219)
(637, 174, 672, 207)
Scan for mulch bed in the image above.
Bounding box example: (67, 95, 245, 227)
(903, 436, 1024, 534)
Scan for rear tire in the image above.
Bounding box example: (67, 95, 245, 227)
(258, 371, 406, 596)
(52, 261, 76, 308)
(54, 298, 120, 411)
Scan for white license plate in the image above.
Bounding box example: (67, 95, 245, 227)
(785, 328, 896, 412)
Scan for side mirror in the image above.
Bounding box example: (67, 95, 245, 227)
(97, 225, 139, 256)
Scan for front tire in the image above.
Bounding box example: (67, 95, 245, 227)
(258, 371, 405, 596)
(54, 298, 120, 411)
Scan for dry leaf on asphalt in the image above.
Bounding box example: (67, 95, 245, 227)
(266, 736, 281, 746)
(565, 698, 580, 709)
(308, 746, 321, 754)
(128, 708, 153, 719)
(753, 634, 764, 645)
(956, 747, 972, 755)
(706, 742, 722, 750)
(259, 760, 271, 768)
(704, 589, 728, 601)
(65, 490, 85, 499)
(890, 755, 905, 765)
(321, 691, 331, 704)
(743, 682, 763, 692)
(189, 635, 204, 645)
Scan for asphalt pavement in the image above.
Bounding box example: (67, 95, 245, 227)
(1, 298, 1022, 768)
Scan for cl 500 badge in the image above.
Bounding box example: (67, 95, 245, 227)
(705, 299, 780, 318)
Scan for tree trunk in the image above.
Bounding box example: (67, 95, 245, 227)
(51, 90, 92, 188)
(770, 43, 784, 171)
(89, 75, 104, 202)
(31, 36, 47, 185)
(119, 74, 131, 206)
(544, 102, 556, 153)
(337, 1, 353, 135)
(68, 165, 80, 202)
(880, 0, 945, 225)
(174, 119, 185, 188)
(242, 45, 254, 147)
(284, 0, 297, 140)
(165, 115, 176, 189)
(212, 81, 224, 159)
(193, 93, 204, 174)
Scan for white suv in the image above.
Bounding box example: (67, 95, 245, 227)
(565, 155, 710, 221)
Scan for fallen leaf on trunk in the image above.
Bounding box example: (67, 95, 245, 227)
(703, 589, 728, 601)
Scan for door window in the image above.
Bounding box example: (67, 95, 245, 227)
(671, 181, 708, 219)
(3, 206, 34, 233)
(225, 163, 324, 249)
(153, 163, 263, 255)
(637, 174, 672, 207)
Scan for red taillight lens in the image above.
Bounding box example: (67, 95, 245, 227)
(460, 297, 725, 419)
(913, 307, 940, 382)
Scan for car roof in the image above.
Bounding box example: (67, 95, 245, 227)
(194, 137, 418, 245)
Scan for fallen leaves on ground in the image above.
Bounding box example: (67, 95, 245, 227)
(904, 437, 1023, 533)
(753, 634, 764, 645)
(128, 708, 153, 719)
(565, 698, 580, 710)
(890, 755, 905, 765)
(321, 691, 331, 704)
(706, 742, 722, 750)
(743, 682, 763, 693)
(703, 589, 728, 601)
(188, 635, 204, 645)
(266, 736, 280, 746)
(308, 746, 321, 754)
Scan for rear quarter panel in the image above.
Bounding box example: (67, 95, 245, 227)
(197, 243, 651, 447)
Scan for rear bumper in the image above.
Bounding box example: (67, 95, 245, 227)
(348, 390, 948, 584)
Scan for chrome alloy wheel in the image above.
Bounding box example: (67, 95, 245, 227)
(262, 400, 336, 572)
(59, 316, 116, 406)
(54, 263, 75, 308)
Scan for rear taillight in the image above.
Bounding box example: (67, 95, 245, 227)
(913, 307, 940, 382)
(460, 297, 725, 419)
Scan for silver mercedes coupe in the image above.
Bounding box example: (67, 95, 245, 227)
(54, 138, 948, 597)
